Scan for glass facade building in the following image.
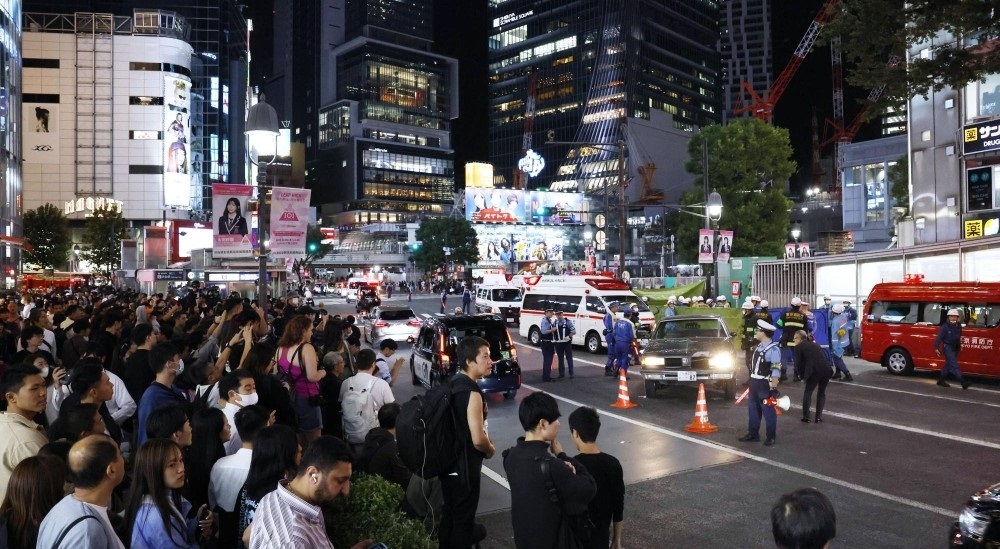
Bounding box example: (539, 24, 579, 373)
(0, 0, 20, 286)
(487, 0, 721, 194)
(719, 0, 771, 124)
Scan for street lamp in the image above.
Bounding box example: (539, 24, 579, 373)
(791, 222, 802, 242)
(245, 94, 280, 310)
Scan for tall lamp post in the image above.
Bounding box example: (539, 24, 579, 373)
(245, 94, 280, 310)
(702, 190, 723, 297)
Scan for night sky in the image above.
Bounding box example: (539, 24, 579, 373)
(250, 0, 879, 194)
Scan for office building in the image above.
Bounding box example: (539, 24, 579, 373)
(718, 0, 771, 124)
(0, 0, 20, 285)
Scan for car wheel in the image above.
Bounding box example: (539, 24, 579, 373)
(723, 378, 736, 400)
(504, 390, 515, 400)
(528, 327, 542, 346)
(884, 347, 914, 375)
(645, 379, 657, 398)
(410, 358, 419, 386)
(585, 331, 602, 354)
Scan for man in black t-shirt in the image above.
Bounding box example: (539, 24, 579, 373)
(569, 406, 624, 549)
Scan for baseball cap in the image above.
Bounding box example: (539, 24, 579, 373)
(947, 309, 960, 317)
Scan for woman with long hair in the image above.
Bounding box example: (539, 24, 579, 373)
(236, 424, 300, 548)
(0, 455, 67, 549)
(275, 315, 326, 444)
(239, 342, 297, 430)
(123, 439, 214, 549)
(217, 197, 248, 236)
(184, 408, 231, 511)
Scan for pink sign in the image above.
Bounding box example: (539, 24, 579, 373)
(269, 186, 312, 258)
(717, 230, 733, 262)
(212, 183, 254, 258)
(698, 229, 715, 264)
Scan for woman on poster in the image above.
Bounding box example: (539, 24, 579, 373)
(218, 197, 249, 235)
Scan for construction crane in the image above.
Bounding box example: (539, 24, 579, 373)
(512, 72, 538, 190)
(734, 0, 841, 122)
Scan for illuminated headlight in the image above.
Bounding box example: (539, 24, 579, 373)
(709, 352, 734, 371)
(641, 356, 665, 367)
(958, 507, 989, 539)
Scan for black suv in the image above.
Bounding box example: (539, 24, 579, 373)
(356, 290, 381, 314)
(951, 482, 1000, 547)
(409, 314, 521, 399)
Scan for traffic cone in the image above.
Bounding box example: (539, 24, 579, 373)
(610, 369, 638, 409)
(684, 383, 719, 434)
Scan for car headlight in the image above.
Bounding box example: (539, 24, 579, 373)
(641, 356, 664, 367)
(709, 352, 734, 370)
(958, 507, 989, 539)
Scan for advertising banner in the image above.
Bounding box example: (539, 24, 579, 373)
(784, 243, 797, 259)
(212, 183, 254, 258)
(717, 230, 734, 262)
(473, 224, 568, 264)
(963, 120, 1000, 156)
(698, 229, 715, 264)
(24, 102, 58, 164)
(164, 76, 192, 208)
(527, 191, 585, 224)
(269, 186, 312, 259)
(467, 188, 524, 223)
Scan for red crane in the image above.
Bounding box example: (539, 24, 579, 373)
(734, 0, 841, 122)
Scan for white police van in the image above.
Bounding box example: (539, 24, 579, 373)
(518, 275, 655, 353)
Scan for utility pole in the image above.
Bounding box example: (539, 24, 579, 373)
(618, 140, 627, 280)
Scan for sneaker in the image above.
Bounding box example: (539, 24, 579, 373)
(843, 373, 854, 382)
(962, 381, 971, 390)
(801, 417, 810, 423)
(738, 433, 760, 442)
(793, 376, 803, 382)
(814, 417, 823, 423)
(937, 379, 950, 387)
(764, 438, 775, 446)
(831, 372, 843, 380)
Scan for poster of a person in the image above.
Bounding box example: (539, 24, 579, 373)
(785, 243, 797, 259)
(218, 197, 249, 236)
(717, 230, 734, 262)
(212, 184, 254, 258)
(698, 229, 715, 263)
(797, 243, 811, 258)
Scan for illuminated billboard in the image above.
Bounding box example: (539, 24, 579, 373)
(467, 189, 585, 224)
(474, 224, 570, 263)
(164, 76, 192, 208)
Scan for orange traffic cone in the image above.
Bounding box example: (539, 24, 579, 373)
(683, 383, 719, 434)
(611, 369, 638, 409)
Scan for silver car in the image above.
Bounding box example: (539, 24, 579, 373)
(366, 306, 422, 344)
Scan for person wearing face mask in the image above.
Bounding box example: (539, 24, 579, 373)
(219, 370, 260, 455)
(26, 352, 68, 428)
(209, 404, 269, 546)
(136, 342, 190, 447)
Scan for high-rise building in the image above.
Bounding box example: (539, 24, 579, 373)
(24, 0, 248, 214)
(0, 0, 21, 286)
(487, 0, 721, 195)
(304, 0, 458, 229)
(719, 0, 772, 124)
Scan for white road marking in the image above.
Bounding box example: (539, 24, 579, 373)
(795, 406, 1000, 450)
(484, 383, 957, 518)
(480, 463, 510, 490)
(848, 379, 1000, 401)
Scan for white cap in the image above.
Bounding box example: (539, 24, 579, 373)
(791, 297, 802, 306)
(717, 295, 726, 301)
(760, 300, 769, 308)
(832, 304, 845, 314)
(741, 301, 754, 310)
(947, 309, 960, 317)
(757, 319, 777, 331)
(750, 295, 761, 302)
(823, 294, 831, 300)
(706, 298, 714, 304)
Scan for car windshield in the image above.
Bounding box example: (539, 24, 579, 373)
(606, 295, 650, 312)
(445, 324, 514, 357)
(379, 309, 415, 321)
(492, 289, 521, 302)
(653, 318, 726, 339)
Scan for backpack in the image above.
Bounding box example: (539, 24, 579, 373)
(341, 376, 378, 444)
(396, 379, 464, 479)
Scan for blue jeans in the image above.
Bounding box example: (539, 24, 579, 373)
(747, 378, 777, 440)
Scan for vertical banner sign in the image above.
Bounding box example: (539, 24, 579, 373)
(785, 243, 797, 259)
(23, 102, 59, 163)
(270, 186, 312, 259)
(164, 76, 192, 208)
(717, 230, 733, 262)
(797, 243, 811, 258)
(698, 229, 715, 264)
(212, 183, 254, 258)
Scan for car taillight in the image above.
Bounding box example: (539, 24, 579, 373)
(374, 321, 388, 327)
(408, 319, 421, 327)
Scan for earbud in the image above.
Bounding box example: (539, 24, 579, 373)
(312, 474, 318, 482)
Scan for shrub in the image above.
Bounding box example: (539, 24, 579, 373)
(325, 473, 435, 549)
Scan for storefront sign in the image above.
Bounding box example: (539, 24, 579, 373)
(962, 212, 1000, 239)
(64, 197, 124, 216)
(963, 121, 1000, 155)
(153, 270, 185, 281)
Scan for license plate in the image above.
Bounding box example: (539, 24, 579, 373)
(677, 371, 697, 381)
(710, 373, 732, 379)
(640, 339, 650, 346)
(506, 317, 515, 322)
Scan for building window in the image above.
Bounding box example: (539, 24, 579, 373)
(130, 131, 162, 140)
(24, 58, 59, 69)
(129, 62, 161, 71)
(130, 96, 164, 106)
(129, 165, 163, 174)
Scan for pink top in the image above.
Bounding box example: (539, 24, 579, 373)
(277, 344, 318, 398)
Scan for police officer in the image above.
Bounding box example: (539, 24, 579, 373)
(612, 306, 636, 374)
(739, 319, 782, 446)
(662, 296, 677, 320)
(777, 297, 807, 381)
(603, 302, 620, 376)
(540, 307, 558, 381)
(935, 308, 969, 389)
(740, 300, 757, 372)
(842, 299, 858, 355)
(553, 310, 576, 379)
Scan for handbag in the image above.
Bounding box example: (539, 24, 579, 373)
(539, 458, 594, 549)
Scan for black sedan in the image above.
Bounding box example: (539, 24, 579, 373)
(950, 482, 1000, 547)
(638, 315, 738, 399)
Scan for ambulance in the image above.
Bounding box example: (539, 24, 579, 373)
(519, 275, 655, 353)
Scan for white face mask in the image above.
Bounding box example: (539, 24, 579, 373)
(236, 391, 259, 407)
(290, 298, 300, 307)
(38, 366, 49, 378)
(175, 359, 185, 375)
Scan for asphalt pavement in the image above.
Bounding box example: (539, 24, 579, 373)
(314, 292, 1000, 549)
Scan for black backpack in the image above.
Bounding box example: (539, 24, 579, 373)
(396, 379, 465, 479)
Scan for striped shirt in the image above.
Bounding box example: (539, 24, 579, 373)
(248, 480, 333, 549)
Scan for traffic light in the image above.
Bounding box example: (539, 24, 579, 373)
(307, 241, 319, 253)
